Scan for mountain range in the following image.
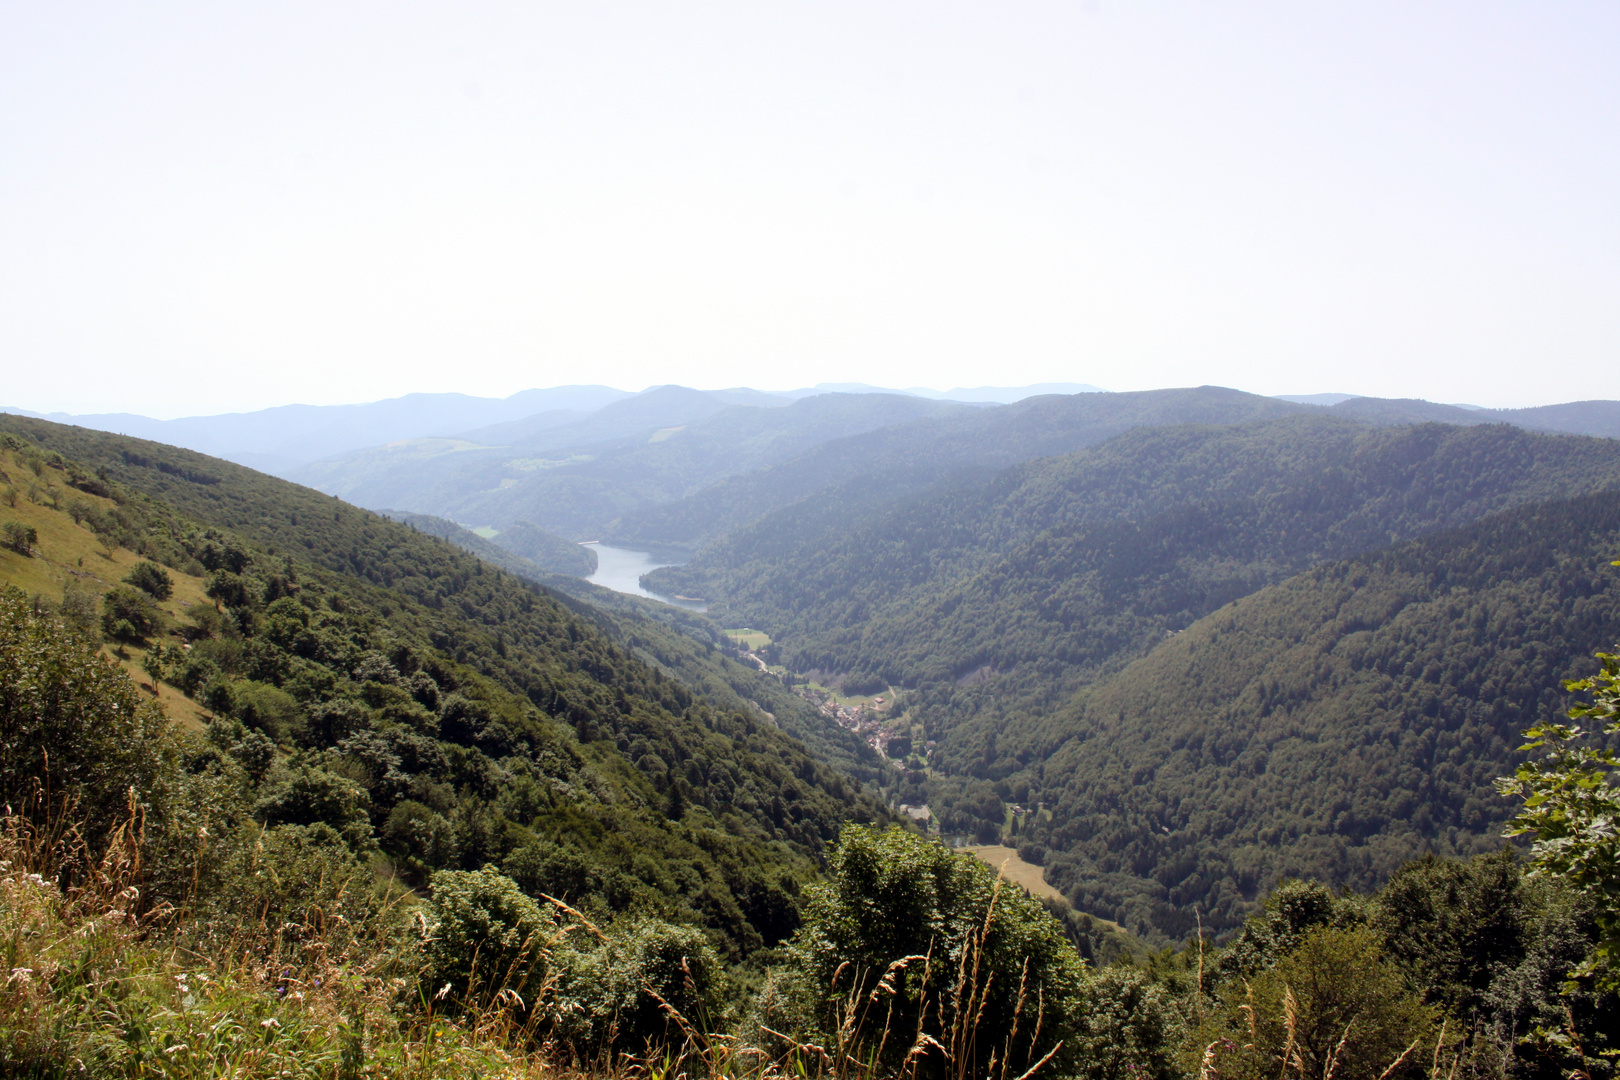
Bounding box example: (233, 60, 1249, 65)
(9, 382, 1620, 944)
(0, 381, 1104, 476)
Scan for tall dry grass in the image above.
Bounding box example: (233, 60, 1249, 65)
(0, 797, 1060, 1080)
(0, 791, 556, 1078)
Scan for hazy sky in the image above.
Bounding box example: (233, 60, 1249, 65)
(4, 2, 1617, 417)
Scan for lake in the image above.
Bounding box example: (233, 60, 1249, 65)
(583, 543, 707, 611)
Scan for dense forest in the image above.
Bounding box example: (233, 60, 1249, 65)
(1, 590, 1614, 1076)
(654, 417, 1620, 720)
(933, 492, 1620, 938)
(382, 511, 597, 578)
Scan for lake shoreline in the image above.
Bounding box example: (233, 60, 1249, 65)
(582, 542, 707, 611)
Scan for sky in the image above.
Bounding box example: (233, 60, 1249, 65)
(3, 2, 1618, 418)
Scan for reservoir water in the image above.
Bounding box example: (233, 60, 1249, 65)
(583, 543, 706, 611)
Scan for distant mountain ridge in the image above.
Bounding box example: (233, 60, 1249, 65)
(289, 390, 976, 540)
(16, 384, 1620, 570)
(615, 387, 1310, 549)
(0, 386, 634, 474)
(0, 381, 1100, 474)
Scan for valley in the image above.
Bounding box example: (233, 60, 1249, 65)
(15, 386, 1620, 941)
(11, 5, 1620, 1071)
(5, 386, 1619, 1074)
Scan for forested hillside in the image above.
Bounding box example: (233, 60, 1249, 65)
(0, 417, 889, 959)
(614, 389, 1620, 553)
(618, 386, 1308, 549)
(3, 414, 1618, 1078)
(643, 414, 1620, 941)
(486, 517, 600, 574)
(934, 491, 1620, 940)
(1328, 394, 1620, 438)
(0, 412, 890, 793)
(386, 510, 598, 577)
(657, 418, 1620, 729)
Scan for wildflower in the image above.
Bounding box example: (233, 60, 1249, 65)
(260, 1018, 280, 1029)
(165, 1044, 188, 1055)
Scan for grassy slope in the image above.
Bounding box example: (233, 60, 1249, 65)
(0, 450, 213, 728)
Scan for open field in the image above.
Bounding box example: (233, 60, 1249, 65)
(723, 627, 772, 650)
(957, 845, 1133, 936)
(956, 844, 1066, 903)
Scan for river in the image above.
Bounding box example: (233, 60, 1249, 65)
(582, 543, 707, 611)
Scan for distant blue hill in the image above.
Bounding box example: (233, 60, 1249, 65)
(0, 386, 632, 474)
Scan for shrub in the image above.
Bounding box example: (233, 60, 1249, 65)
(252, 760, 374, 850)
(382, 799, 459, 883)
(122, 559, 173, 600)
(2, 520, 37, 555)
(229, 678, 305, 742)
(422, 866, 555, 1006)
(503, 838, 592, 902)
(1214, 879, 1370, 981)
(209, 719, 277, 781)
(205, 568, 253, 610)
(1499, 648, 1620, 989)
(1194, 924, 1436, 1080)
(0, 588, 175, 841)
(199, 821, 395, 956)
(100, 584, 163, 642)
(550, 914, 726, 1055)
(760, 825, 1088, 1080)
(309, 697, 373, 747)
(172, 652, 222, 696)
(58, 580, 98, 638)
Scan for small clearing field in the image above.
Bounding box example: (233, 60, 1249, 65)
(723, 628, 772, 650)
(957, 846, 1131, 935)
(955, 845, 1065, 903)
